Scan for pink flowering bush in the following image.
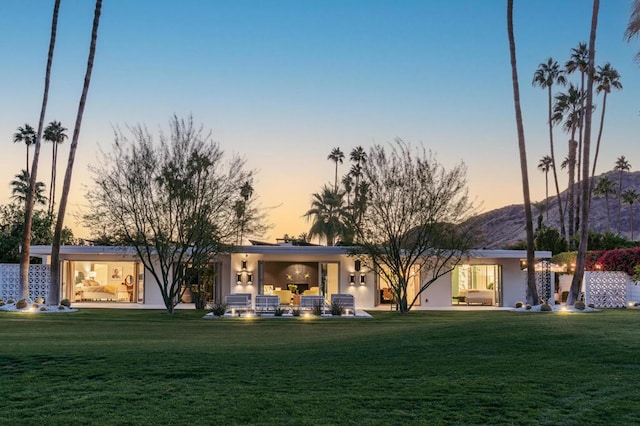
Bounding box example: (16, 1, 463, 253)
(588, 247, 640, 276)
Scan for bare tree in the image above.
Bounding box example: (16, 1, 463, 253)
(508, 0, 539, 305)
(347, 140, 481, 314)
(19, 0, 61, 301)
(84, 116, 263, 314)
(50, 0, 101, 305)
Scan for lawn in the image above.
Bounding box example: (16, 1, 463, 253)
(1, 309, 639, 425)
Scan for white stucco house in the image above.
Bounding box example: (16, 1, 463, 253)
(26, 244, 551, 309)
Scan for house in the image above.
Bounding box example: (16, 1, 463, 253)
(26, 244, 552, 309)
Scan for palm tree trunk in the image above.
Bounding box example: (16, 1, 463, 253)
(618, 171, 623, 235)
(548, 86, 566, 239)
(590, 91, 607, 185)
(545, 171, 549, 224)
(605, 194, 611, 232)
(508, 0, 539, 305)
(50, 0, 101, 305)
(51, 142, 58, 215)
(19, 0, 60, 300)
(567, 138, 577, 246)
(569, 0, 599, 306)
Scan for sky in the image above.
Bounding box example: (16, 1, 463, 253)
(1, 0, 639, 243)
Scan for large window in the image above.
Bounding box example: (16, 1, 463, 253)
(376, 265, 421, 306)
(452, 264, 501, 306)
(69, 261, 140, 303)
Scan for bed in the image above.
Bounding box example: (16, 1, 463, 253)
(78, 280, 129, 302)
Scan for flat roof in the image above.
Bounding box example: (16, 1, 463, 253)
(30, 245, 552, 259)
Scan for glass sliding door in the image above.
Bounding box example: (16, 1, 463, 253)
(451, 265, 501, 306)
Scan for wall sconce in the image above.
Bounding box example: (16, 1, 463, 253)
(349, 274, 355, 285)
(241, 260, 247, 270)
(236, 273, 242, 284)
(355, 260, 361, 272)
(360, 275, 366, 285)
(247, 273, 253, 285)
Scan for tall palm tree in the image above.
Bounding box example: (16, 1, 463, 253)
(508, 0, 538, 305)
(237, 180, 254, 244)
(43, 121, 68, 216)
(593, 175, 616, 232)
(10, 170, 47, 206)
(570, 0, 599, 307)
(304, 185, 346, 246)
(349, 146, 367, 221)
(20, 0, 61, 300)
(565, 44, 588, 181)
(13, 124, 36, 175)
(591, 63, 622, 180)
(537, 155, 553, 224)
(341, 173, 354, 207)
(625, 0, 640, 61)
(622, 188, 639, 240)
(553, 84, 584, 244)
(614, 155, 631, 235)
(50, 0, 102, 306)
(533, 57, 567, 239)
(327, 147, 344, 192)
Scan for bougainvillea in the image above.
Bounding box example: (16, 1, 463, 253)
(588, 247, 640, 276)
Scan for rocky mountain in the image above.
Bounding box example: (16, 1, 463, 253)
(475, 170, 640, 249)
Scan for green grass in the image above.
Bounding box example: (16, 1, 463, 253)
(1, 309, 640, 425)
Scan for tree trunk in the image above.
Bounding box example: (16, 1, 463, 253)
(548, 90, 566, 239)
(20, 0, 60, 301)
(567, 139, 577, 246)
(508, 0, 539, 305)
(590, 91, 607, 188)
(50, 0, 102, 305)
(569, 0, 599, 306)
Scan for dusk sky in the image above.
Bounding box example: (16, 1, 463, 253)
(1, 0, 639, 243)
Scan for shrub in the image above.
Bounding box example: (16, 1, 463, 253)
(312, 302, 323, 316)
(16, 299, 28, 309)
(274, 307, 284, 317)
(39, 306, 47, 312)
(35, 297, 45, 304)
(330, 300, 345, 316)
(515, 301, 523, 308)
(60, 299, 71, 308)
(525, 304, 532, 310)
(574, 301, 586, 310)
(292, 308, 300, 317)
(210, 303, 227, 317)
(540, 303, 552, 312)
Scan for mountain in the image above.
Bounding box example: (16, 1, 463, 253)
(475, 170, 640, 249)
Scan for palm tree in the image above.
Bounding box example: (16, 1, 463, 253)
(591, 63, 622, 180)
(304, 185, 347, 246)
(43, 121, 68, 216)
(570, 0, 600, 307)
(50, 0, 102, 306)
(10, 170, 47, 206)
(614, 156, 631, 235)
(625, 0, 640, 61)
(565, 43, 588, 184)
(508, 0, 538, 306)
(349, 146, 367, 223)
(13, 124, 36, 175)
(327, 147, 344, 192)
(533, 57, 567, 239)
(20, 0, 61, 300)
(565, 42, 589, 240)
(538, 155, 553, 224)
(553, 84, 584, 243)
(622, 188, 640, 240)
(593, 176, 616, 232)
(341, 173, 354, 207)
(237, 180, 254, 244)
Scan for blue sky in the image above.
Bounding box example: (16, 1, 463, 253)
(1, 0, 639, 242)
